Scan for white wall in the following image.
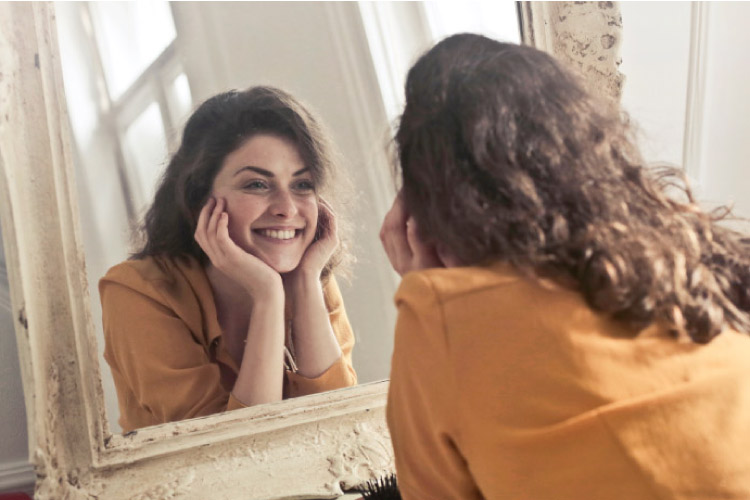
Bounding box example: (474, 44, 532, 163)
(696, 3, 750, 217)
(620, 1, 692, 167)
(620, 2, 750, 219)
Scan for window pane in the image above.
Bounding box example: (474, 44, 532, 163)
(123, 102, 168, 213)
(424, 2, 521, 43)
(167, 72, 193, 131)
(89, 1, 176, 99)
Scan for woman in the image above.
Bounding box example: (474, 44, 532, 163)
(101, 86, 356, 432)
(381, 34, 750, 499)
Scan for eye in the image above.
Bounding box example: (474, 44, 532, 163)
(242, 179, 269, 191)
(293, 179, 315, 193)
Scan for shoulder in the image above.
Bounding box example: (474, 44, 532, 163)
(321, 275, 344, 312)
(99, 255, 213, 342)
(395, 262, 595, 333)
(396, 262, 531, 307)
(99, 255, 204, 303)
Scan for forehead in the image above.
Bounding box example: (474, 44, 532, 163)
(219, 133, 306, 178)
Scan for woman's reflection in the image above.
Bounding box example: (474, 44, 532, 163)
(99, 86, 357, 432)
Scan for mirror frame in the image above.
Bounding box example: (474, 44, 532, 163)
(0, 2, 621, 498)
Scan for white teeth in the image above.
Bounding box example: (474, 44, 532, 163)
(260, 229, 296, 240)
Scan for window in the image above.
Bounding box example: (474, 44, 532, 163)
(358, 1, 520, 125)
(58, 1, 193, 219)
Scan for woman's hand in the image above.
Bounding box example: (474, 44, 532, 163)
(194, 197, 283, 299)
(380, 193, 458, 275)
(292, 198, 339, 279)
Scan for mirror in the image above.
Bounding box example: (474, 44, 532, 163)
(52, 1, 522, 434)
(1, 2, 628, 498)
(55, 1, 396, 435)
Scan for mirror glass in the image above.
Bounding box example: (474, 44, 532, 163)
(54, 1, 521, 433)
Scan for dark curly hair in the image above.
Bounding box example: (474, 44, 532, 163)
(132, 86, 351, 281)
(396, 33, 750, 343)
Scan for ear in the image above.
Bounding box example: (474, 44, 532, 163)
(437, 243, 462, 267)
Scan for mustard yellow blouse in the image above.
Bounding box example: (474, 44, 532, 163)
(100, 255, 356, 432)
(387, 262, 750, 499)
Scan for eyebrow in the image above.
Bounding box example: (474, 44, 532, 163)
(233, 166, 310, 177)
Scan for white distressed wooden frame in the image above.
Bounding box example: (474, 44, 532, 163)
(520, 1, 624, 102)
(0, 2, 619, 498)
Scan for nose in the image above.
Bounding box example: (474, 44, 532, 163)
(268, 189, 298, 218)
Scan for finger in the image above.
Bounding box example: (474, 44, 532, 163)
(317, 196, 334, 215)
(379, 206, 401, 271)
(207, 197, 223, 236)
(406, 217, 441, 269)
(380, 195, 407, 242)
(194, 197, 216, 249)
(381, 215, 411, 275)
(214, 211, 235, 261)
(385, 209, 412, 265)
(390, 193, 408, 225)
(317, 200, 338, 242)
(206, 198, 226, 259)
(379, 193, 402, 243)
(379, 210, 388, 242)
(215, 211, 265, 273)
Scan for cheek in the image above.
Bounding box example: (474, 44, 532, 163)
(224, 196, 264, 236)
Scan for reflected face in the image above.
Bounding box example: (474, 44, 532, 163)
(211, 134, 318, 273)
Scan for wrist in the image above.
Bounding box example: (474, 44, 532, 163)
(285, 264, 322, 282)
(245, 274, 284, 303)
(284, 271, 325, 312)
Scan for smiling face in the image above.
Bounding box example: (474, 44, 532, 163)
(210, 134, 318, 273)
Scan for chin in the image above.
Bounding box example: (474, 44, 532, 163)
(274, 264, 301, 275)
(264, 257, 303, 275)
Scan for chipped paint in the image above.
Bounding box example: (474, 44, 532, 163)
(520, 1, 624, 102)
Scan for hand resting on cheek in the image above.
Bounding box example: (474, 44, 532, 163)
(379, 192, 459, 276)
(288, 197, 339, 280)
(194, 196, 284, 301)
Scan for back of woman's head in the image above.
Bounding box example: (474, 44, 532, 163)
(396, 33, 750, 342)
(133, 86, 349, 279)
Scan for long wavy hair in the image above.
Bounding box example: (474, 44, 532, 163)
(132, 86, 351, 281)
(396, 33, 750, 343)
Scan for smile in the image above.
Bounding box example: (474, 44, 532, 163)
(255, 228, 301, 241)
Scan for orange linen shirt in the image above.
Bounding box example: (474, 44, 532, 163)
(100, 255, 356, 432)
(387, 262, 750, 500)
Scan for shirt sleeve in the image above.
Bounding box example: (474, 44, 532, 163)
(387, 272, 483, 500)
(286, 276, 357, 397)
(101, 278, 230, 430)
